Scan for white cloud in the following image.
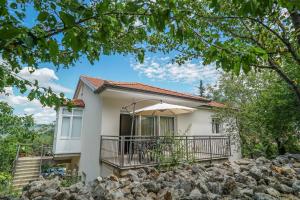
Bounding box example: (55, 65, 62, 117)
(0, 67, 71, 124)
(131, 57, 220, 84)
(0, 87, 56, 124)
(18, 67, 72, 93)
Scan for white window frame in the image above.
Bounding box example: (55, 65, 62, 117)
(212, 118, 222, 134)
(59, 107, 83, 139)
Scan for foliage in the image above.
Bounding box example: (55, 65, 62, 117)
(150, 134, 195, 170)
(1, 0, 300, 108)
(147, 0, 300, 105)
(197, 80, 205, 97)
(0, 102, 54, 193)
(208, 71, 300, 158)
(0, 0, 159, 107)
(60, 175, 81, 188)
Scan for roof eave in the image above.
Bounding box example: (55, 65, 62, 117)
(94, 84, 210, 103)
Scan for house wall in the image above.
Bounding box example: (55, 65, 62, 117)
(77, 84, 103, 182)
(177, 109, 216, 135)
(73, 87, 240, 181)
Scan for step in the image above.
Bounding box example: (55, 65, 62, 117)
(17, 160, 40, 165)
(16, 163, 40, 168)
(14, 170, 40, 176)
(13, 177, 39, 184)
(15, 166, 40, 172)
(18, 156, 42, 161)
(14, 174, 39, 180)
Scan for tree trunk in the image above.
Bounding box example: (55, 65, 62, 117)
(268, 59, 300, 107)
(290, 10, 300, 46)
(275, 138, 286, 155)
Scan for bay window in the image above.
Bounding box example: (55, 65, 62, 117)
(60, 108, 83, 139)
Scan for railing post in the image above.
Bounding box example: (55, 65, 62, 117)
(185, 136, 189, 161)
(99, 135, 103, 164)
(120, 136, 125, 167)
(209, 136, 212, 163)
(228, 136, 232, 156)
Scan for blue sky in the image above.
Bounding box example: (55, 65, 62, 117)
(0, 3, 220, 124)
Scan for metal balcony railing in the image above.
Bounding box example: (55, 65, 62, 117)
(100, 135, 231, 169)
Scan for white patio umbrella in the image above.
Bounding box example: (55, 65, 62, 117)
(134, 102, 196, 116)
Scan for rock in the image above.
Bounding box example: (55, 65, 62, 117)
(240, 188, 254, 197)
(293, 162, 300, 168)
(289, 154, 300, 162)
(142, 181, 160, 193)
(256, 157, 269, 165)
(254, 192, 278, 200)
(127, 170, 139, 182)
(54, 191, 71, 200)
(266, 187, 280, 198)
(108, 189, 124, 199)
(44, 188, 57, 197)
(235, 159, 252, 165)
(249, 166, 263, 180)
(292, 180, 300, 192)
(178, 180, 193, 193)
(191, 166, 200, 174)
(207, 182, 222, 194)
(273, 183, 293, 194)
(189, 188, 202, 200)
(109, 174, 119, 182)
(91, 183, 107, 199)
(222, 176, 236, 195)
(195, 179, 209, 194)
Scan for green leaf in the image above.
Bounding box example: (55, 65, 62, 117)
(10, 3, 17, 9)
(59, 12, 75, 26)
(137, 49, 145, 63)
(48, 40, 59, 56)
(37, 11, 49, 22)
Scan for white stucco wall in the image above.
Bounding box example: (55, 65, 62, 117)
(77, 84, 103, 182)
(177, 109, 216, 135)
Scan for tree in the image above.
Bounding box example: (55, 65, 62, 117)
(208, 71, 300, 158)
(0, 102, 36, 173)
(148, 0, 300, 106)
(197, 80, 205, 97)
(0, 0, 161, 107)
(1, 0, 300, 108)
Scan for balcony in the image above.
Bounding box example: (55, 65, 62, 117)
(100, 135, 231, 169)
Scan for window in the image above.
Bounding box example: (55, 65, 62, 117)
(60, 108, 83, 139)
(160, 116, 175, 135)
(212, 118, 221, 134)
(141, 116, 155, 136)
(135, 116, 175, 136)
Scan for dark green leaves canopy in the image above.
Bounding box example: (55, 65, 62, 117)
(0, 0, 300, 106)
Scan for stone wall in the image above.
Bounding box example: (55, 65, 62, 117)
(20, 154, 300, 200)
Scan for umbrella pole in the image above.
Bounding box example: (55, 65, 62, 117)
(129, 103, 136, 162)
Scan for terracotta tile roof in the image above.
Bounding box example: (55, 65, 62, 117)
(63, 99, 85, 108)
(207, 101, 225, 108)
(79, 76, 224, 108)
(81, 76, 209, 102)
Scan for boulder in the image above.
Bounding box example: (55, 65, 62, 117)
(254, 192, 278, 200)
(189, 188, 202, 200)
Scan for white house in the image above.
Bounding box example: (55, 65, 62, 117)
(53, 75, 239, 182)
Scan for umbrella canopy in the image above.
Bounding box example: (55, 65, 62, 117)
(134, 102, 196, 116)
